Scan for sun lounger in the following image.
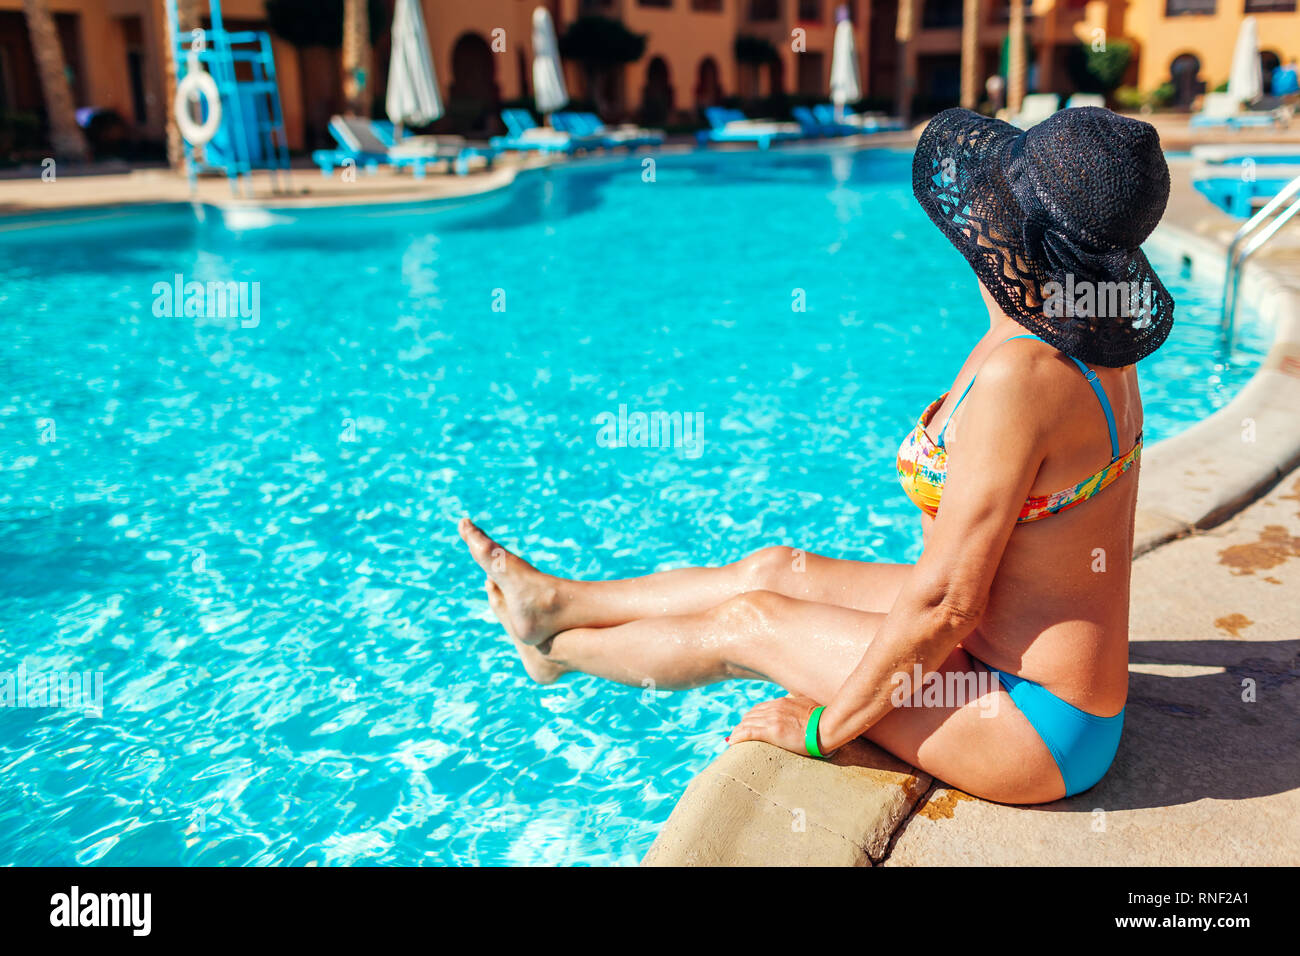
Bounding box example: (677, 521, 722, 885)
(1190, 92, 1281, 129)
(554, 111, 664, 149)
(1192, 160, 1300, 217)
(1191, 143, 1300, 165)
(697, 107, 801, 149)
(311, 115, 496, 177)
(811, 104, 904, 132)
(489, 108, 579, 154)
(792, 105, 855, 137)
(1005, 94, 1061, 129)
(1065, 94, 1106, 109)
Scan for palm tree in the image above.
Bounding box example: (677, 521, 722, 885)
(21, 0, 89, 161)
(341, 0, 372, 117)
(895, 0, 916, 125)
(960, 0, 982, 110)
(163, 0, 201, 170)
(1007, 0, 1027, 115)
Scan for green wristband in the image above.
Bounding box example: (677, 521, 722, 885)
(805, 705, 827, 758)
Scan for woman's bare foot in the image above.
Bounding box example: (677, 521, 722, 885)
(458, 517, 565, 645)
(486, 579, 565, 684)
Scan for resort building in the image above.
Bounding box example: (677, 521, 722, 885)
(2, 0, 1298, 158)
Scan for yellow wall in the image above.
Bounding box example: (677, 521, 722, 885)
(610, 0, 738, 110)
(1122, 2, 1300, 92)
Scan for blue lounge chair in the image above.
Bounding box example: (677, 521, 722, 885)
(554, 111, 664, 149)
(489, 108, 577, 154)
(1192, 161, 1300, 217)
(792, 105, 855, 138)
(311, 115, 496, 177)
(697, 107, 801, 149)
(811, 104, 904, 132)
(549, 112, 621, 150)
(580, 112, 664, 147)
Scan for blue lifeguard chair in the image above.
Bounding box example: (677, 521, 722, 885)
(165, 0, 292, 197)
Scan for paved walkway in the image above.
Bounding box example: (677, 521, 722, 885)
(0, 156, 527, 218)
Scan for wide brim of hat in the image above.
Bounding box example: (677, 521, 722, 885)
(912, 108, 1174, 368)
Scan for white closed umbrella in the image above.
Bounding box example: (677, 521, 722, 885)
(386, 0, 443, 135)
(1227, 15, 1262, 106)
(532, 6, 569, 121)
(829, 6, 861, 120)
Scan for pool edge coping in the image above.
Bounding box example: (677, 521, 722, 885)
(642, 219, 1300, 867)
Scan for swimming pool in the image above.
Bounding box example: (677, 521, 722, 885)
(0, 148, 1270, 866)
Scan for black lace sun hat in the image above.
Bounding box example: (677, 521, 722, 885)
(913, 106, 1174, 367)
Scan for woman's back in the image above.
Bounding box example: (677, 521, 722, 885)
(922, 327, 1141, 717)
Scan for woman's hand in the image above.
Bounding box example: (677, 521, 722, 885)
(727, 694, 826, 757)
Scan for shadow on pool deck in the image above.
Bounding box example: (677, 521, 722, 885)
(1037, 638, 1299, 813)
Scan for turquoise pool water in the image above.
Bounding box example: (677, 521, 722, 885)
(0, 148, 1270, 866)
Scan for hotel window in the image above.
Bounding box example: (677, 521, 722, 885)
(1244, 0, 1296, 11)
(1164, 0, 1216, 14)
(638, 0, 673, 7)
(580, 0, 615, 11)
(749, 0, 781, 21)
(692, 0, 724, 10)
(922, 0, 963, 28)
(797, 0, 822, 20)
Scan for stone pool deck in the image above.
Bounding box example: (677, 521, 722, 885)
(646, 152, 1300, 867)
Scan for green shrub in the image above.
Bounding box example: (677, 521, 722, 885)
(1065, 39, 1133, 94)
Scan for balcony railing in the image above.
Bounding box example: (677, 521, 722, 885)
(1244, 0, 1296, 11)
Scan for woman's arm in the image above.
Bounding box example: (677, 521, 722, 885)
(729, 343, 1059, 754)
(817, 348, 1053, 750)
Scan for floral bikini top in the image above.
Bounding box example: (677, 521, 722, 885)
(896, 334, 1143, 524)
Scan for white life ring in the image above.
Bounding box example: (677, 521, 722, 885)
(175, 69, 222, 146)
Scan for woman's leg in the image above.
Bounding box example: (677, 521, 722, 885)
(460, 518, 911, 645)
(488, 584, 1066, 804)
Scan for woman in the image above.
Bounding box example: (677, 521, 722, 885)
(459, 107, 1174, 804)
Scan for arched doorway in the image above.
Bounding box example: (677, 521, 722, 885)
(449, 33, 498, 134)
(641, 56, 674, 126)
(1262, 50, 1281, 93)
(695, 57, 722, 110)
(767, 58, 786, 98)
(1169, 53, 1202, 110)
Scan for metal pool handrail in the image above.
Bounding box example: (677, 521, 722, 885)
(1221, 171, 1300, 348)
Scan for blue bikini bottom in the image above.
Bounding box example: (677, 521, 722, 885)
(973, 657, 1124, 797)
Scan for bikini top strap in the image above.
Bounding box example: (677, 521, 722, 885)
(937, 333, 1121, 460)
(1061, 354, 1121, 460)
(936, 333, 1041, 447)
